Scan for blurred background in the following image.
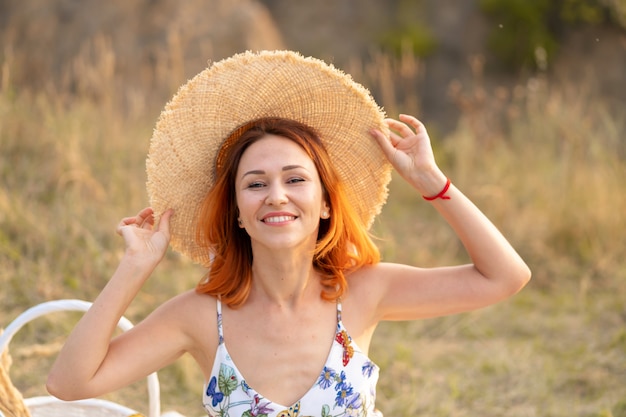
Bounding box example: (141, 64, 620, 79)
(2, 0, 626, 131)
(1, 1, 625, 416)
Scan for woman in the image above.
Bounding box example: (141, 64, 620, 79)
(47, 51, 530, 416)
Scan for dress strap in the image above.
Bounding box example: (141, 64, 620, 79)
(216, 298, 224, 345)
(336, 300, 343, 325)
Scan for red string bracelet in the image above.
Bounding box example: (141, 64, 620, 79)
(422, 178, 451, 201)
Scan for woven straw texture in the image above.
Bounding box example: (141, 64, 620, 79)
(147, 50, 392, 267)
(0, 335, 30, 417)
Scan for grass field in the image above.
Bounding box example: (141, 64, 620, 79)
(1, 50, 625, 417)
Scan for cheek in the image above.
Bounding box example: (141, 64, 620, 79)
(236, 193, 261, 218)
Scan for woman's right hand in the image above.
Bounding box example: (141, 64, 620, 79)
(47, 207, 178, 401)
(116, 207, 173, 265)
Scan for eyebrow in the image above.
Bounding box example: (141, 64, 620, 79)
(240, 165, 308, 179)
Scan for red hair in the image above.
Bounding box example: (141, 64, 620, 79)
(195, 118, 380, 307)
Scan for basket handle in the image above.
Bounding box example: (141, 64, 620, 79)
(0, 299, 161, 417)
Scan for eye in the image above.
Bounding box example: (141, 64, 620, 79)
(246, 181, 266, 189)
(287, 177, 305, 184)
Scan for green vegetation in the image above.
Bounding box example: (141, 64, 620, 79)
(1, 42, 625, 417)
(378, 24, 437, 59)
(480, 0, 625, 70)
(376, 0, 437, 59)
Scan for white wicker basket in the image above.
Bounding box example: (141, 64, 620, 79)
(0, 299, 161, 417)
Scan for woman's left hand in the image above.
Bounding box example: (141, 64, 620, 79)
(371, 114, 446, 195)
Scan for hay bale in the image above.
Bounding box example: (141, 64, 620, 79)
(0, 329, 31, 417)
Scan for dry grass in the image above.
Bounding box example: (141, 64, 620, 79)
(1, 42, 625, 417)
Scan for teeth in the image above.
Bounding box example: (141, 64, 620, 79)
(264, 216, 295, 223)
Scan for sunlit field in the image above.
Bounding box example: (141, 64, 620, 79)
(1, 44, 625, 417)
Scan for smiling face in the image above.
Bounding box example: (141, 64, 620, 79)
(196, 118, 380, 306)
(235, 134, 330, 253)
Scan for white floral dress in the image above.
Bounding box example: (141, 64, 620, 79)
(203, 299, 383, 417)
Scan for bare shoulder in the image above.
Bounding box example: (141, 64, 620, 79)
(147, 290, 218, 364)
(345, 262, 415, 294)
(161, 289, 216, 312)
(157, 290, 217, 333)
(345, 263, 384, 292)
(343, 263, 393, 322)
(338, 264, 401, 350)
(344, 262, 431, 321)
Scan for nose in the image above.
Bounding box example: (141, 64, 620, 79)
(264, 182, 288, 206)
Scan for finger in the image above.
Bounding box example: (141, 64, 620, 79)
(117, 224, 137, 241)
(385, 119, 404, 147)
(385, 118, 414, 137)
(370, 129, 398, 162)
(117, 216, 138, 235)
(156, 209, 174, 239)
(116, 207, 153, 234)
(387, 131, 404, 147)
(140, 213, 155, 229)
(398, 114, 425, 132)
(116, 223, 126, 236)
(137, 207, 155, 229)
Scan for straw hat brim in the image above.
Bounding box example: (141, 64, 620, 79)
(146, 50, 392, 267)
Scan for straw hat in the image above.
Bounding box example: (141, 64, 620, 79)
(147, 50, 392, 267)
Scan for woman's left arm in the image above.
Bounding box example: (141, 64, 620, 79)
(368, 114, 531, 320)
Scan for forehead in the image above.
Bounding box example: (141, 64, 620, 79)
(238, 134, 314, 167)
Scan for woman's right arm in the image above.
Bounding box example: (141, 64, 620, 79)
(46, 207, 185, 400)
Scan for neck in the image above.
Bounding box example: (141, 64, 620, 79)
(249, 248, 321, 308)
